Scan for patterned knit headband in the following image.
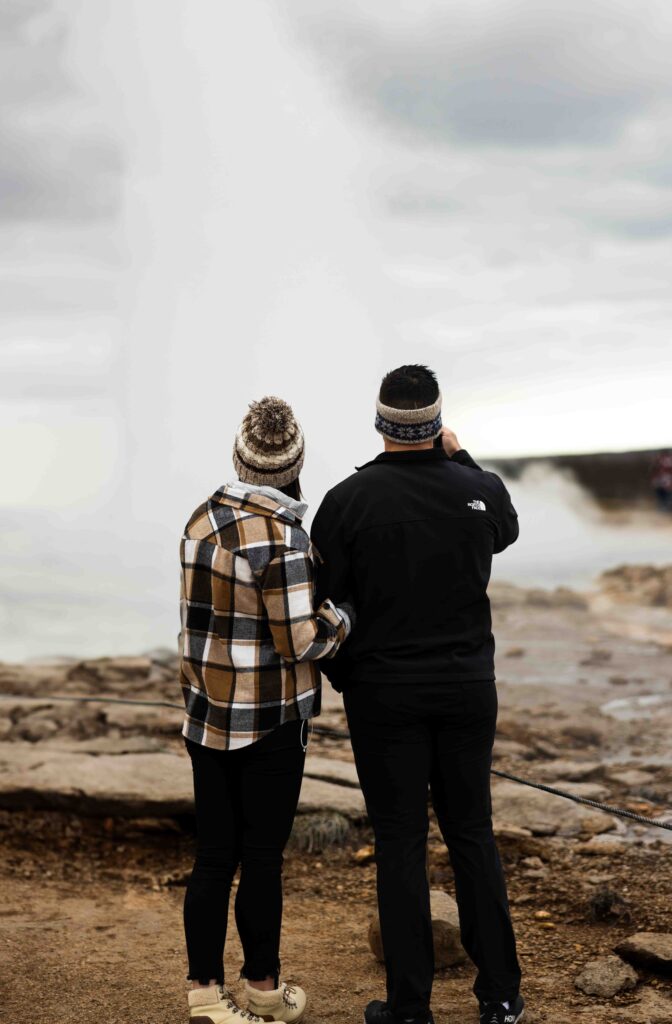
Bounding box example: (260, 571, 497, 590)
(375, 393, 443, 445)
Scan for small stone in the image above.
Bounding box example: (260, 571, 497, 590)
(18, 715, 60, 742)
(492, 822, 533, 839)
(580, 648, 613, 666)
(535, 760, 602, 782)
(369, 890, 467, 969)
(577, 835, 627, 856)
(588, 888, 633, 924)
(493, 739, 530, 759)
(505, 646, 526, 658)
(520, 856, 545, 870)
(574, 955, 638, 997)
(615, 933, 672, 977)
(560, 722, 607, 747)
(534, 910, 552, 919)
(608, 769, 655, 789)
(353, 845, 375, 865)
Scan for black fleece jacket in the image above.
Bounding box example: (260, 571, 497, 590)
(311, 448, 518, 691)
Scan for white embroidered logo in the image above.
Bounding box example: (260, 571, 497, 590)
(467, 499, 486, 511)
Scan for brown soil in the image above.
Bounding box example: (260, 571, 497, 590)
(1, 788, 671, 1024)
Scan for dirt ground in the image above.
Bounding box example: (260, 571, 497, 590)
(1, 784, 671, 1024)
(1, 580, 672, 1023)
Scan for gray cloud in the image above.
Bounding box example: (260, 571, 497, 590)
(0, 1, 121, 224)
(283, 0, 672, 244)
(287, 0, 672, 148)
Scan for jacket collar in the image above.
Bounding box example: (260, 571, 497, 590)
(211, 481, 308, 523)
(357, 447, 449, 471)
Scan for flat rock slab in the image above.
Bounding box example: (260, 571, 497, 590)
(0, 742, 366, 820)
(296, 776, 366, 820)
(304, 754, 360, 788)
(615, 933, 672, 976)
(0, 743, 194, 817)
(609, 989, 672, 1023)
(574, 955, 638, 997)
(492, 780, 615, 836)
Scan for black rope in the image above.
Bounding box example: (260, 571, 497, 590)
(2, 692, 671, 832)
(490, 768, 672, 831)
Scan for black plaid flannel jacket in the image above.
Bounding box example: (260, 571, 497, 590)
(179, 482, 350, 750)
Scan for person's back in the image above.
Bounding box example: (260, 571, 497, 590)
(313, 445, 518, 689)
(312, 365, 524, 1024)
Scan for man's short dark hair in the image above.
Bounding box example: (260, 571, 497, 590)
(379, 364, 439, 410)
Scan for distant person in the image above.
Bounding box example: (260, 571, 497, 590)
(312, 365, 523, 1024)
(651, 449, 672, 512)
(179, 397, 353, 1024)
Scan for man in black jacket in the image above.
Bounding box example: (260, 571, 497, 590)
(311, 365, 523, 1024)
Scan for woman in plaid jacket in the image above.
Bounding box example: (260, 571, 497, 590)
(180, 397, 352, 1024)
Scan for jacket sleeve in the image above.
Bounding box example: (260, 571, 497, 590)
(310, 492, 352, 610)
(256, 546, 350, 663)
(451, 450, 519, 553)
(450, 448, 482, 470)
(493, 478, 519, 553)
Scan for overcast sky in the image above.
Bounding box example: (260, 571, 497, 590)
(2, 0, 672, 507)
(2, 0, 672, 656)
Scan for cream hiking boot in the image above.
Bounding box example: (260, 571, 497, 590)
(188, 984, 287, 1024)
(244, 980, 307, 1024)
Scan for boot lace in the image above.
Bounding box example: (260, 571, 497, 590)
(220, 987, 265, 1022)
(282, 983, 298, 1009)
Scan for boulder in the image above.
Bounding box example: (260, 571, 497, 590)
(369, 890, 467, 969)
(615, 933, 672, 976)
(492, 780, 615, 837)
(574, 955, 637, 997)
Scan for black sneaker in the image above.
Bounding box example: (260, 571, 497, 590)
(364, 999, 434, 1024)
(479, 994, 525, 1024)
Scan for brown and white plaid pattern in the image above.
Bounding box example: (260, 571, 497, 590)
(179, 482, 349, 750)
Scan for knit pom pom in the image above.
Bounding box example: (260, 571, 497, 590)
(246, 396, 296, 444)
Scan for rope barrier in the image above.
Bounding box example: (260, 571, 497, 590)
(2, 692, 671, 832)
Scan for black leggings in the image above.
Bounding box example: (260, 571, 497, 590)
(184, 720, 306, 984)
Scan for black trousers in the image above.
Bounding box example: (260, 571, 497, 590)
(183, 720, 306, 985)
(344, 680, 521, 1017)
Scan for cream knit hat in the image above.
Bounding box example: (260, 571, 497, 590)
(233, 396, 304, 487)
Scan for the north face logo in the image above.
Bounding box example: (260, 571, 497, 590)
(468, 499, 486, 511)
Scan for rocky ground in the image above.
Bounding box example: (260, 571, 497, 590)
(1, 569, 671, 1023)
